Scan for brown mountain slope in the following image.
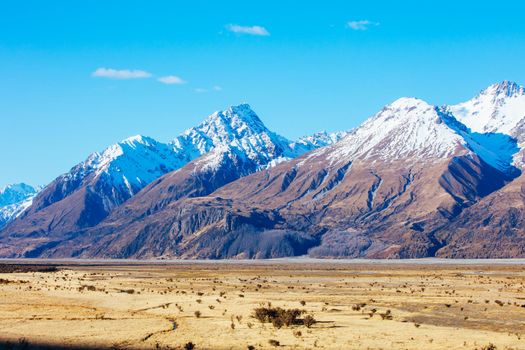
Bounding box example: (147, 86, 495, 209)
(434, 173, 525, 258)
(66, 151, 510, 259)
(0, 147, 276, 258)
(1, 97, 519, 259)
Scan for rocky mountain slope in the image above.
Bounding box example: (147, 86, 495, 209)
(0, 105, 344, 256)
(1, 81, 525, 259)
(3, 82, 521, 259)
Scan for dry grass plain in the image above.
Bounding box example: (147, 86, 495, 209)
(0, 260, 524, 350)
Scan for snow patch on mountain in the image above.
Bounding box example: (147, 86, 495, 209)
(439, 110, 520, 174)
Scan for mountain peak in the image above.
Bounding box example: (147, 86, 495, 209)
(0, 183, 40, 213)
(449, 81, 525, 134)
(387, 97, 432, 111)
(0, 183, 36, 195)
(203, 103, 267, 135)
(484, 80, 524, 98)
(330, 97, 463, 162)
(173, 104, 289, 161)
(119, 134, 157, 147)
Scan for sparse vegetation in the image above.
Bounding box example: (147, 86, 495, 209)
(303, 314, 316, 328)
(268, 339, 280, 347)
(0, 262, 520, 350)
(252, 306, 316, 328)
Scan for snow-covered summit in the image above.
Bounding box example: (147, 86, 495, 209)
(171, 104, 293, 164)
(291, 131, 349, 152)
(59, 134, 185, 198)
(329, 97, 465, 162)
(35, 104, 335, 215)
(448, 81, 525, 135)
(0, 183, 39, 207)
(0, 183, 40, 228)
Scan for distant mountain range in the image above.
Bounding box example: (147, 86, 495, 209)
(0, 183, 41, 229)
(1, 81, 525, 259)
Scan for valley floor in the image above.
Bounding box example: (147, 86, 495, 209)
(0, 260, 524, 349)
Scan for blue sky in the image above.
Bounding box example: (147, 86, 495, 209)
(1, 1, 525, 186)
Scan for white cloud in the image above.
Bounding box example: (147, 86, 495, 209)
(226, 24, 270, 36)
(92, 67, 152, 79)
(194, 88, 208, 93)
(158, 75, 186, 85)
(347, 20, 379, 31)
(212, 85, 222, 91)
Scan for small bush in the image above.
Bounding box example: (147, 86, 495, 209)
(480, 344, 497, 350)
(253, 306, 316, 328)
(268, 339, 280, 347)
(352, 303, 366, 311)
(194, 311, 201, 318)
(184, 342, 195, 350)
(379, 310, 393, 320)
(303, 314, 316, 328)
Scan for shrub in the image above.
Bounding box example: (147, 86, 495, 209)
(480, 344, 497, 350)
(268, 339, 280, 347)
(253, 306, 314, 328)
(184, 342, 195, 350)
(303, 314, 316, 328)
(194, 311, 201, 318)
(379, 310, 393, 320)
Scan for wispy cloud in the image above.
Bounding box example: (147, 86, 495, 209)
(194, 86, 222, 93)
(226, 24, 270, 36)
(347, 20, 379, 31)
(158, 75, 186, 85)
(91, 67, 152, 79)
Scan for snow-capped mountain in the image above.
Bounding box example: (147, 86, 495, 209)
(3, 81, 525, 259)
(30, 86, 522, 259)
(0, 104, 338, 240)
(291, 131, 349, 153)
(329, 97, 465, 162)
(171, 104, 345, 168)
(448, 81, 525, 136)
(0, 184, 40, 228)
(172, 104, 292, 163)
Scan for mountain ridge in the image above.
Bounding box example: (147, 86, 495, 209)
(1, 81, 525, 259)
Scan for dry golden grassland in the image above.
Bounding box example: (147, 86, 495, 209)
(0, 261, 524, 349)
